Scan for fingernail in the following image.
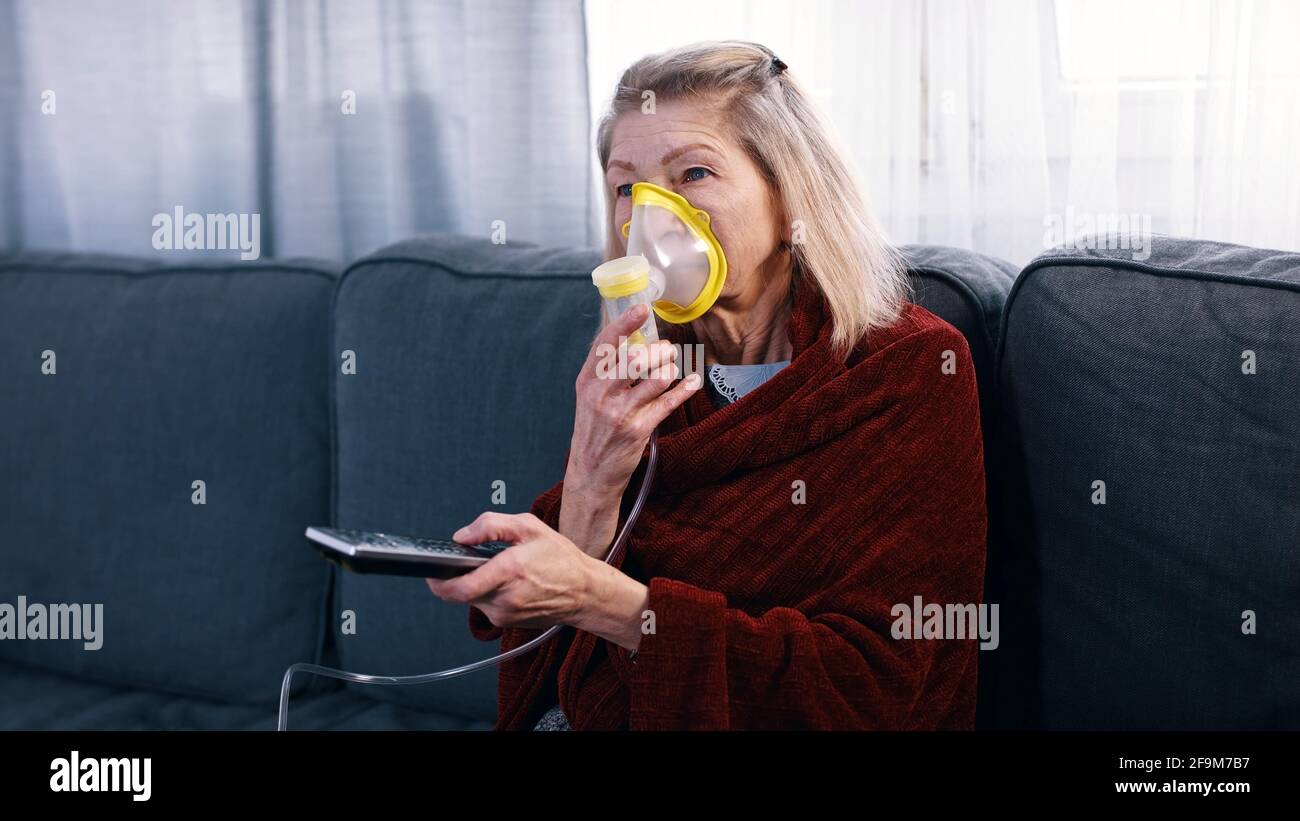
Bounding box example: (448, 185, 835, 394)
(685, 372, 702, 389)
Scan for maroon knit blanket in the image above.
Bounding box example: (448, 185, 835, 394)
(469, 277, 987, 729)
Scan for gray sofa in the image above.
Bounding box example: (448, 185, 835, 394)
(0, 235, 1295, 729)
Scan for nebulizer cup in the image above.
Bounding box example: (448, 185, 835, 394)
(592, 254, 660, 345)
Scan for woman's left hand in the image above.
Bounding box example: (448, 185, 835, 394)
(425, 511, 593, 630)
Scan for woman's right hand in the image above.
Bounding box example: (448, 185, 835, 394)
(559, 303, 703, 557)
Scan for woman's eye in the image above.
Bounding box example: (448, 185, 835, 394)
(616, 183, 634, 198)
(683, 167, 712, 183)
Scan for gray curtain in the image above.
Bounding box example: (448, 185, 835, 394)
(0, 0, 594, 260)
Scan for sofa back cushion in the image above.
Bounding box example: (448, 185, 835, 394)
(331, 237, 599, 720)
(998, 238, 1300, 729)
(0, 252, 336, 706)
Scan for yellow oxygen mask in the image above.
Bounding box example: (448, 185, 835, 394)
(605, 182, 727, 326)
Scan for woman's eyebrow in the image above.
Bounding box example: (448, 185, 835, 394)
(607, 143, 721, 174)
(659, 143, 720, 165)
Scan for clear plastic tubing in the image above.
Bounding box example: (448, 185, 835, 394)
(276, 431, 659, 731)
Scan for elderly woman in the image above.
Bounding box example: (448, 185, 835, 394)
(426, 40, 986, 730)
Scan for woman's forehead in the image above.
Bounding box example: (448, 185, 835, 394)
(608, 106, 732, 170)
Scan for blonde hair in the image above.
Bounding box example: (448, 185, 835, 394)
(596, 40, 910, 358)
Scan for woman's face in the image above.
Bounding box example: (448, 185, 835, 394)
(606, 98, 786, 302)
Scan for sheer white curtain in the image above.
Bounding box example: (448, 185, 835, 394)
(585, 0, 1300, 265)
(0, 0, 594, 260)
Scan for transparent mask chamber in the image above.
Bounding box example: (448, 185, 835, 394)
(622, 182, 726, 324)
